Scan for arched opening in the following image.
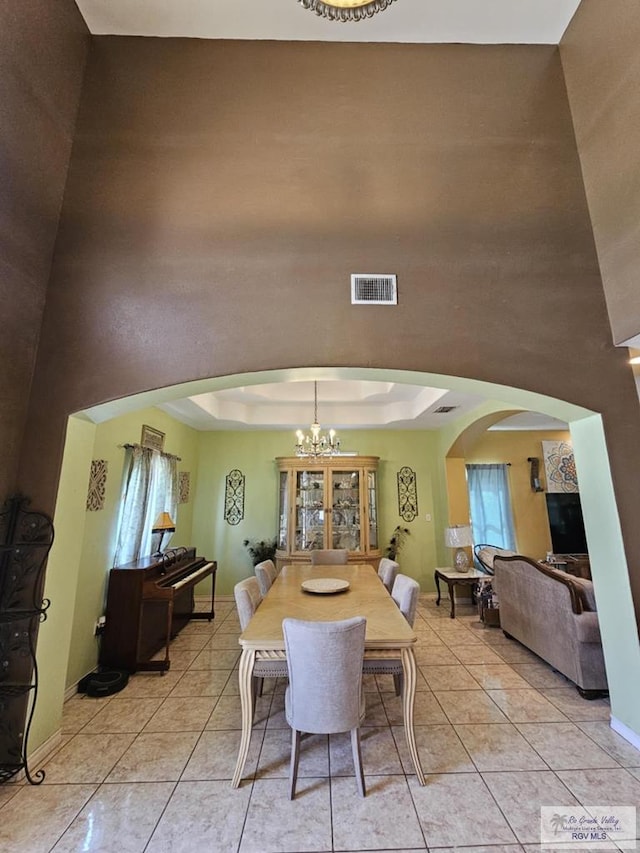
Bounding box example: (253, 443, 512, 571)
(31, 367, 640, 761)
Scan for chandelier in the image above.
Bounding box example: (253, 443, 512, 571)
(298, 0, 398, 23)
(295, 382, 340, 458)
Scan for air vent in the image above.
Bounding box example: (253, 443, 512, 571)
(351, 274, 397, 305)
(434, 406, 458, 414)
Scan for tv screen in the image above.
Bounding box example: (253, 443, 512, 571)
(545, 492, 588, 554)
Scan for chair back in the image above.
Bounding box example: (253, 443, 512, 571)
(377, 557, 399, 593)
(310, 548, 348, 566)
(234, 576, 263, 631)
(283, 616, 366, 734)
(255, 559, 278, 596)
(391, 573, 420, 627)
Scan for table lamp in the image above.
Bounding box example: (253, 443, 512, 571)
(152, 512, 175, 556)
(444, 524, 473, 572)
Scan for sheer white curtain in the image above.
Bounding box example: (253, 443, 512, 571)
(113, 446, 179, 566)
(466, 463, 516, 550)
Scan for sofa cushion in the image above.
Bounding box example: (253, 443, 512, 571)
(567, 575, 597, 612)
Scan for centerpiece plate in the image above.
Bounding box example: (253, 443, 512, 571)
(301, 578, 350, 595)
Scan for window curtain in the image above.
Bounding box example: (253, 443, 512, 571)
(113, 446, 179, 566)
(466, 463, 516, 550)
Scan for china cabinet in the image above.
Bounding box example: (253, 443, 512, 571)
(275, 456, 380, 568)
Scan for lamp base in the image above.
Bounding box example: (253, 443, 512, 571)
(454, 548, 470, 572)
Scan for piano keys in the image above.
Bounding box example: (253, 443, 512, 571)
(99, 546, 216, 673)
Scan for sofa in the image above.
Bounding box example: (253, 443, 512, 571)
(493, 554, 608, 697)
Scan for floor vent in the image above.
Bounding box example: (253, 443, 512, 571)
(434, 406, 458, 414)
(351, 274, 397, 305)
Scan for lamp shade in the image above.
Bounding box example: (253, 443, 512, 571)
(444, 525, 473, 549)
(152, 512, 175, 533)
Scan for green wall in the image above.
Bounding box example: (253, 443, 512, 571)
(65, 408, 200, 688)
(192, 429, 441, 595)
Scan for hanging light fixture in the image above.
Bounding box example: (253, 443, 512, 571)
(295, 381, 340, 458)
(298, 0, 398, 23)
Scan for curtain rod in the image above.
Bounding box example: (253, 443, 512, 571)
(120, 443, 182, 462)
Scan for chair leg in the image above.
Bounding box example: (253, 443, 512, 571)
(289, 728, 301, 800)
(257, 677, 264, 697)
(350, 727, 366, 797)
(393, 672, 403, 696)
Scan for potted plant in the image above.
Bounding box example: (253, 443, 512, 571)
(385, 525, 410, 560)
(243, 537, 277, 566)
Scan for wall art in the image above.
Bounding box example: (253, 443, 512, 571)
(542, 440, 579, 493)
(140, 424, 165, 452)
(86, 459, 108, 511)
(178, 471, 190, 504)
(397, 466, 418, 522)
(224, 469, 245, 525)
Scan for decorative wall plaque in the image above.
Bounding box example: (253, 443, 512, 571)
(141, 424, 165, 452)
(178, 471, 190, 504)
(542, 440, 578, 493)
(397, 466, 418, 522)
(86, 459, 108, 511)
(224, 469, 245, 525)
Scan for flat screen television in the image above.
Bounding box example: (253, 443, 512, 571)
(545, 492, 588, 555)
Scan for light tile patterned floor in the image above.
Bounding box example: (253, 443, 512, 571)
(1, 595, 639, 852)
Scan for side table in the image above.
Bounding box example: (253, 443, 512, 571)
(434, 568, 490, 619)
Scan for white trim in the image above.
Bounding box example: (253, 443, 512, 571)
(610, 716, 640, 751)
(195, 594, 233, 604)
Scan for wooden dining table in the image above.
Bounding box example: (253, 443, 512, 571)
(231, 563, 426, 787)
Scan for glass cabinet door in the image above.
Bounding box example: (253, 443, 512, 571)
(277, 471, 289, 551)
(295, 469, 325, 551)
(366, 469, 378, 551)
(330, 469, 361, 551)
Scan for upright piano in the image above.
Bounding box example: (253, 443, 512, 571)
(99, 546, 216, 673)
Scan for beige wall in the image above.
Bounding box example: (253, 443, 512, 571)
(561, 1, 640, 346)
(463, 430, 571, 558)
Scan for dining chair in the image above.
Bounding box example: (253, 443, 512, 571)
(362, 573, 420, 696)
(283, 615, 367, 799)
(254, 558, 278, 596)
(377, 557, 399, 594)
(310, 548, 348, 565)
(233, 577, 288, 703)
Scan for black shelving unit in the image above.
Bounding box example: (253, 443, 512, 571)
(0, 495, 54, 785)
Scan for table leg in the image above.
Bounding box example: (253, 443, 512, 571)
(447, 579, 456, 618)
(231, 648, 255, 788)
(401, 647, 425, 786)
(434, 571, 442, 607)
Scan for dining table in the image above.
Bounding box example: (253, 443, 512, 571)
(231, 562, 426, 787)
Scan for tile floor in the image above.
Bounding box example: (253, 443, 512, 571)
(1, 595, 639, 852)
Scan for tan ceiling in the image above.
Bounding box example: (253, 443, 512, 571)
(74, 0, 582, 44)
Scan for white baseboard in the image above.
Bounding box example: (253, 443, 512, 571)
(195, 594, 233, 604)
(610, 716, 640, 750)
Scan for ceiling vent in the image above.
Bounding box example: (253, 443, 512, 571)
(434, 406, 458, 414)
(350, 274, 397, 305)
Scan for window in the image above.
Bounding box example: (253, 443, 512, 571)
(113, 445, 178, 565)
(466, 463, 516, 550)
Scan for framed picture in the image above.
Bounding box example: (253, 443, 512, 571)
(141, 424, 165, 452)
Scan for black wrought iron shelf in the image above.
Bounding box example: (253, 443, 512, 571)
(0, 495, 54, 786)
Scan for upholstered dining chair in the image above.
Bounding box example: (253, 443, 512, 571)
(283, 616, 367, 799)
(377, 557, 399, 594)
(233, 577, 288, 704)
(254, 558, 278, 596)
(362, 573, 420, 696)
(310, 548, 348, 565)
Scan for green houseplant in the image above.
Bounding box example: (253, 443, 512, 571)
(385, 525, 410, 560)
(243, 537, 277, 566)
